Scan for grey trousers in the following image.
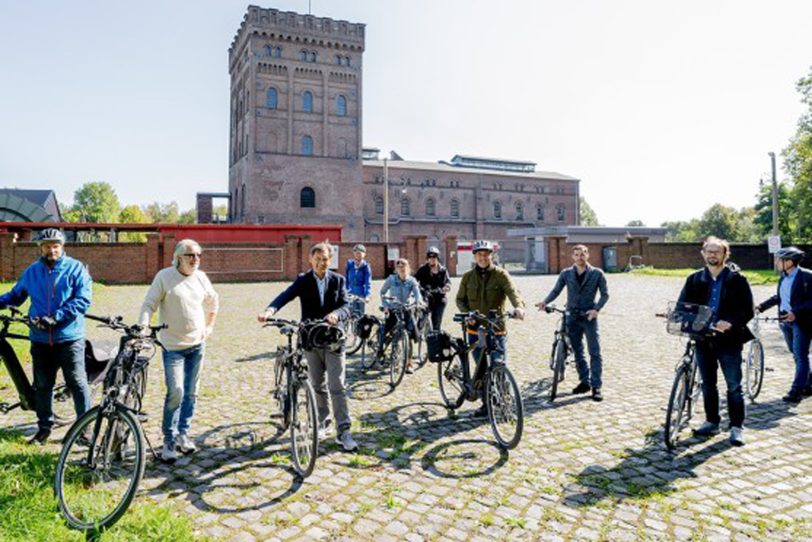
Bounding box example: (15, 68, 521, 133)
(304, 347, 351, 432)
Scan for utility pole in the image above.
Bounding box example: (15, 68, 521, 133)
(769, 151, 778, 236)
(383, 155, 389, 245)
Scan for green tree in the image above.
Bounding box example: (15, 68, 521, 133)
(178, 208, 196, 224)
(753, 180, 794, 242)
(697, 203, 739, 240)
(579, 197, 599, 226)
(625, 220, 645, 227)
(118, 204, 149, 242)
(661, 219, 700, 242)
(782, 65, 812, 241)
(67, 181, 121, 223)
(143, 201, 180, 223)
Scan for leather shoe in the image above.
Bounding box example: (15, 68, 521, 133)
(592, 388, 603, 402)
(572, 382, 591, 394)
(782, 392, 802, 403)
(471, 404, 488, 418)
(28, 428, 51, 445)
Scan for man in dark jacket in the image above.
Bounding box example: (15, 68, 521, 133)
(678, 236, 753, 446)
(258, 242, 357, 452)
(756, 246, 812, 402)
(414, 246, 451, 331)
(537, 244, 609, 401)
(0, 228, 92, 445)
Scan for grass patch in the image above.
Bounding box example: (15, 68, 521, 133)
(0, 429, 203, 541)
(629, 267, 779, 285)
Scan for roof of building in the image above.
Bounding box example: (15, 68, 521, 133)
(0, 188, 61, 222)
(362, 159, 579, 182)
(507, 226, 668, 237)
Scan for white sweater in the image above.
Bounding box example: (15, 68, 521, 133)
(139, 266, 219, 351)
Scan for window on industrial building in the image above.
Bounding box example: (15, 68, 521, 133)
(264, 45, 273, 56)
(557, 204, 566, 221)
(303, 91, 313, 112)
(536, 204, 544, 221)
(274, 47, 282, 57)
(374, 196, 383, 215)
(335, 54, 342, 65)
(336, 95, 347, 116)
(344, 56, 351, 66)
(426, 198, 435, 217)
(266, 87, 278, 109)
(401, 197, 410, 216)
(310, 51, 317, 62)
(300, 50, 308, 61)
(494, 201, 502, 219)
(300, 187, 316, 208)
(302, 135, 313, 156)
(515, 202, 523, 220)
(450, 199, 460, 219)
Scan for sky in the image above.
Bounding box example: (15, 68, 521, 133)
(1, 0, 811, 227)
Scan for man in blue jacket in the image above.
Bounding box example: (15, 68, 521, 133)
(0, 228, 92, 444)
(258, 242, 358, 451)
(344, 244, 371, 316)
(756, 247, 812, 402)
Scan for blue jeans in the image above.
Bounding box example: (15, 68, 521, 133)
(161, 344, 204, 444)
(695, 340, 745, 428)
(780, 322, 812, 394)
(31, 339, 91, 431)
(350, 297, 366, 317)
(567, 316, 603, 389)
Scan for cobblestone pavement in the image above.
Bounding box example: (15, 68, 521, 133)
(5, 275, 812, 541)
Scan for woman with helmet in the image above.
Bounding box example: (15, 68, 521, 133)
(414, 246, 451, 331)
(756, 246, 812, 402)
(0, 228, 93, 445)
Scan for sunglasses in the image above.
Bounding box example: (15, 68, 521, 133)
(183, 253, 202, 259)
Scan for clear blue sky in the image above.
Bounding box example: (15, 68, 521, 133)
(1, 0, 811, 227)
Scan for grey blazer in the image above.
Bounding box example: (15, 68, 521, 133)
(543, 265, 609, 312)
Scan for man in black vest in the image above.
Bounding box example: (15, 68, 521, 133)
(756, 247, 812, 402)
(258, 242, 358, 451)
(678, 237, 753, 446)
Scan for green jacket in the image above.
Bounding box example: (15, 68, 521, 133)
(456, 265, 525, 332)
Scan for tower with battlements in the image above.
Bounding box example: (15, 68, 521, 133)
(228, 5, 365, 239)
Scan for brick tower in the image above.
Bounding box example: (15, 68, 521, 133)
(228, 6, 365, 240)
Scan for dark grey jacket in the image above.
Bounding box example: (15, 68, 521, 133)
(543, 265, 609, 312)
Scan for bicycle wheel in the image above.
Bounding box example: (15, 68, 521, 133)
(549, 339, 566, 402)
(487, 365, 524, 450)
(290, 380, 318, 477)
(415, 318, 430, 368)
(52, 381, 76, 427)
(746, 340, 765, 401)
(389, 328, 409, 389)
(664, 363, 691, 450)
(55, 405, 145, 531)
(437, 355, 466, 409)
(345, 318, 363, 355)
(273, 350, 291, 429)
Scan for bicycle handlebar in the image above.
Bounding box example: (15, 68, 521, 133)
(453, 310, 516, 327)
(86, 314, 166, 341)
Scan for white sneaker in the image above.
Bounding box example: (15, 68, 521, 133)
(335, 430, 359, 452)
(730, 427, 745, 447)
(318, 420, 333, 441)
(176, 433, 197, 454)
(162, 441, 178, 462)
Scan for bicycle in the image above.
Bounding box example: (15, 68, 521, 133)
(431, 310, 524, 450)
(0, 307, 112, 426)
(361, 296, 415, 389)
(263, 317, 326, 478)
(745, 316, 780, 402)
(658, 302, 713, 450)
(413, 286, 444, 367)
(344, 293, 368, 356)
(54, 316, 165, 532)
(541, 305, 587, 402)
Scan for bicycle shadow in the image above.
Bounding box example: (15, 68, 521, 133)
(521, 377, 593, 412)
(140, 420, 305, 514)
(345, 358, 397, 400)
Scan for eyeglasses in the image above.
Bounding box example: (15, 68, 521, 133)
(183, 253, 202, 259)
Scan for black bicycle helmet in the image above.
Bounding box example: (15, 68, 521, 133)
(36, 228, 66, 245)
(304, 322, 345, 351)
(471, 240, 494, 253)
(776, 246, 805, 264)
(426, 246, 440, 257)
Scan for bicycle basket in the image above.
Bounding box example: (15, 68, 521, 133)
(666, 302, 713, 336)
(427, 330, 454, 363)
(357, 314, 379, 339)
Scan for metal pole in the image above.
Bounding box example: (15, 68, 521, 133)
(383, 156, 389, 245)
(769, 151, 778, 236)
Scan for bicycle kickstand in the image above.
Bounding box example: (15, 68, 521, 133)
(142, 430, 160, 461)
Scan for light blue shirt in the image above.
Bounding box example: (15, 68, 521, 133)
(316, 273, 327, 305)
(780, 267, 798, 313)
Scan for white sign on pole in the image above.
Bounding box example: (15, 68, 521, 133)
(330, 244, 339, 269)
(767, 235, 781, 254)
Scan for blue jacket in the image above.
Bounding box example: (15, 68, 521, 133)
(344, 259, 371, 298)
(380, 274, 422, 308)
(0, 255, 93, 344)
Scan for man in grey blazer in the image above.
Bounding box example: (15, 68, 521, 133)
(537, 245, 610, 401)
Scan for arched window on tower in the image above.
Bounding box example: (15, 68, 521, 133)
(273, 47, 282, 57)
(310, 51, 317, 62)
(336, 95, 347, 116)
(515, 202, 524, 221)
(557, 204, 566, 222)
(300, 187, 316, 208)
(263, 45, 273, 56)
(266, 87, 277, 109)
(335, 54, 342, 65)
(426, 198, 436, 217)
(302, 91, 313, 113)
(401, 197, 411, 217)
(300, 50, 308, 61)
(374, 196, 384, 215)
(536, 204, 545, 222)
(493, 201, 502, 220)
(450, 199, 460, 219)
(302, 135, 313, 156)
